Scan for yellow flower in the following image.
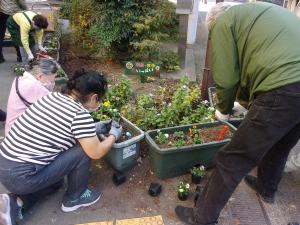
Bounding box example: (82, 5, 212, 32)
(103, 101, 110, 107)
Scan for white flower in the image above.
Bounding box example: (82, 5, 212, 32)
(208, 107, 215, 111)
(168, 103, 172, 107)
(149, 93, 154, 97)
(178, 188, 184, 192)
(202, 100, 209, 105)
(200, 166, 205, 170)
(186, 183, 190, 189)
(182, 85, 187, 89)
(157, 113, 161, 116)
(113, 109, 118, 112)
(164, 134, 169, 138)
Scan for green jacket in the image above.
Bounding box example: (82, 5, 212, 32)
(211, 2, 300, 114)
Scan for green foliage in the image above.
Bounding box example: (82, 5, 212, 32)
(56, 68, 67, 78)
(59, 0, 71, 19)
(160, 51, 180, 72)
(92, 76, 133, 121)
(155, 130, 169, 145)
(177, 181, 190, 196)
(190, 166, 206, 177)
(68, 0, 178, 60)
(12, 64, 25, 75)
(121, 76, 215, 131)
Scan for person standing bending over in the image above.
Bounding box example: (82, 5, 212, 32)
(175, 2, 300, 225)
(6, 10, 48, 65)
(0, 69, 122, 225)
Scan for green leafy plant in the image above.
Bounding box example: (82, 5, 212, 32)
(155, 130, 169, 145)
(92, 76, 132, 121)
(190, 166, 206, 177)
(69, 0, 178, 60)
(173, 131, 185, 147)
(160, 51, 180, 72)
(59, 0, 71, 19)
(56, 68, 67, 78)
(121, 76, 215, 131)
(12, 64, 25, 75)
(177, 181, 190, 197)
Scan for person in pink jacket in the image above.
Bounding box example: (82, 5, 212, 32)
(5, 58, 57, 135)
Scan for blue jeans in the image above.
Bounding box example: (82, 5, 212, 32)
(0, 145, 91, 211)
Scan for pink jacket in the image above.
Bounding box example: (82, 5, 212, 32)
(5, 72, 49, 136)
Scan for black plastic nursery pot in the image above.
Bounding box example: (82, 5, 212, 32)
(178, 193, 189, 201)
(148, 183, 162, 197)
(191, 174, 203, 184)
(146, 121, 237, 179)
(112, 171, 126, 186)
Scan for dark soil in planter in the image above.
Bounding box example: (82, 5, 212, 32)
(101, 120, 137, 143)
(157, 124, 234, 148)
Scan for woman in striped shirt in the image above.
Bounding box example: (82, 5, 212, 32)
(0, 69, 122, 225)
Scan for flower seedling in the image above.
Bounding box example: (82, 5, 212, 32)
(173, 131, 185, 147)
(177, 181, 190, 200)
(191, 166, 206, 177)
(155, 130, 169, 145)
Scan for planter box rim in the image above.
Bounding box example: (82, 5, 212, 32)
(100, 116, 144, 148)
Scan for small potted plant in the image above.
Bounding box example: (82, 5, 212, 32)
(191, 165, 206, 184)
(177, 181, 190, 201)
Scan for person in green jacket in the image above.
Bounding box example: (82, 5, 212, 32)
(0, 0, 26, 63)
(175, 2, 300, 225)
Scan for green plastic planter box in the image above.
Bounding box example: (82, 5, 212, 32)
(146, 121, 237, 179)
(103, 117, 145, 172)
(208, 86, 243, 128)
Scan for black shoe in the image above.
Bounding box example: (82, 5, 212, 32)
(0, 58, 5, 64)
(244, 175, 275, 204)
(175, 206, 217, 225)
(0, 194, 22, 225)
(175, 206, 197, 225)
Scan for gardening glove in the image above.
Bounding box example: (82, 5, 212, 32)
(215, 109, 229, 121)
(95, 120, 112, 134)
(27, 52, 34, 61)
(38, 45, 47, 53)
(232, 101, 248, 117)
(109, 120, 123, 141)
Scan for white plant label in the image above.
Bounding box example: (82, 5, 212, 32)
(123, 144, 137, 159)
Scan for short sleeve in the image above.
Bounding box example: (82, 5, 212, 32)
(71, 111, 96, 139)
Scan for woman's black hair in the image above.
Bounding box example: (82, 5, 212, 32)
(63, 69, 108, 103)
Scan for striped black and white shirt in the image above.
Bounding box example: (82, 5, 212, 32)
(0, 92, 96, 165)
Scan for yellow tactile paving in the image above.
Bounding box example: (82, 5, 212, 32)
(116, 215, 164, 225)
(76, 221, 113, 225)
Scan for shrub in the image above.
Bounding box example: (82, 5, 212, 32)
(69, 0, 178, 60)
(160, 51, 180, 72)
(121, 77, 215, 131)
